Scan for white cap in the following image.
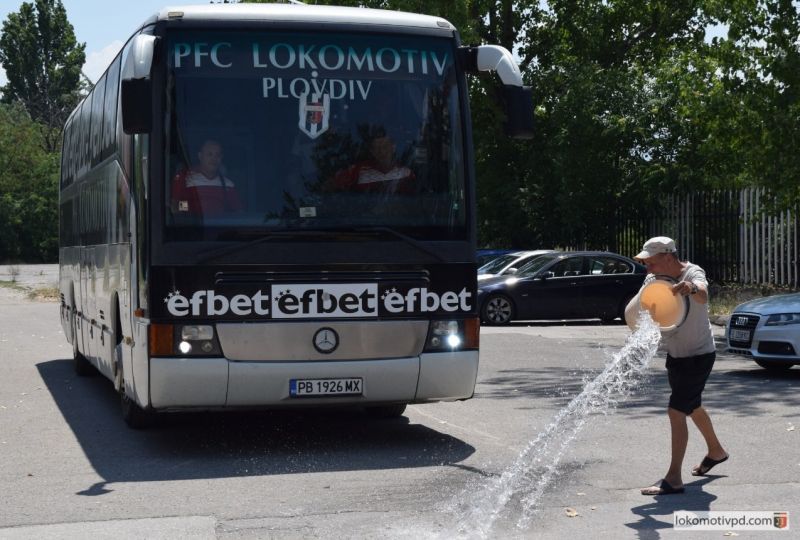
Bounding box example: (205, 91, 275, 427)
(635, 236, 677, 260)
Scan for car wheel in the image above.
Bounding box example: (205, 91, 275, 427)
(754, 360, 794, 372)
(482, 294, 514, 325)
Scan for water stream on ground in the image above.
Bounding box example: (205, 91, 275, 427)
(444, 313, 662, 538)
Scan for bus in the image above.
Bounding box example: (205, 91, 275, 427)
(59, 3, 532, 427)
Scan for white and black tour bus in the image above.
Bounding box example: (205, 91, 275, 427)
(59, 3, 532, 427)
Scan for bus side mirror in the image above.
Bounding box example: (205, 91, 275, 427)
(502, 85, 534, 139)
(121, 79, 152, 134)
(462, 45, 535, 139)
(120, 34, 157, 134)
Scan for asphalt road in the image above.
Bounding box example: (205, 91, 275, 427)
(1, 266, 798, 539)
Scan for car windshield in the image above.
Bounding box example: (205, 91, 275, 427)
(163, 30, 466, 242)
(517, 254, 559, 277)
(478, 253, 521, 274)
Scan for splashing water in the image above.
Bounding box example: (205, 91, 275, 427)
(450, 312, 662, 539)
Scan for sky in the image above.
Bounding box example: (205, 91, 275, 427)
(0, 0, 207, 86)
(0, 1, 729, 87)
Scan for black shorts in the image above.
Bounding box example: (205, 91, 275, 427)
(666, 352, 716, 415)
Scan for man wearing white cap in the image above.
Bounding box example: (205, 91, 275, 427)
(630, 236, 729, 496)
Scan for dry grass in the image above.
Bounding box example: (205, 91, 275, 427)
(0, 281, 59, 302)
(27, 286, 60, 302)
(0, 280, 26, 292)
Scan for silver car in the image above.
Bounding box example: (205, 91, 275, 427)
(727, 293, 800, 371)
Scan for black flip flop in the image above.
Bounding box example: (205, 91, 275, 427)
(692, 454, 729, 476)
(641, 479, 685, 496)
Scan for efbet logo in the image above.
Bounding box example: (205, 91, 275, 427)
(164, 284, 472, 318)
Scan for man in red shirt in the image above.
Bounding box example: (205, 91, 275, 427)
(172, 139, 244, 216)
(331, 135, 415, 194)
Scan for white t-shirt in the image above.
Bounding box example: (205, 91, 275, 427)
(651, 262, 716, 358)
(185, 171, 235, 188)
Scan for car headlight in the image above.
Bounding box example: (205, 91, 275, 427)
(765, 313, 800, 326)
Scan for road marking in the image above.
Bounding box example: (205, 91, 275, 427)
(0, 516, 217, 539)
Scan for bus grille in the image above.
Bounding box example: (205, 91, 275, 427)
(214, 270, 430, 285)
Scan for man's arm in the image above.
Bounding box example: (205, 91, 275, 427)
(672, 280, 708, 305)
(671, 266, 709, 305)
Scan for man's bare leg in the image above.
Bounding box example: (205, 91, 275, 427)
(690, 406, 728, 474)
(641, 407, 687, 494)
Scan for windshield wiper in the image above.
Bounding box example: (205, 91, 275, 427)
(347, 226, 447, 263)
(194, 230, 342, 265)
(193, 227, 447, 265)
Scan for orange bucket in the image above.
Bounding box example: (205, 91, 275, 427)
(626, 276, 689, 331)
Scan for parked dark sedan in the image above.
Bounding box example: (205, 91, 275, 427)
(476, 249, 519, 267)
(478, 251, 646, 325)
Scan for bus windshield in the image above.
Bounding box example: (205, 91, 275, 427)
(164, 30, 466, 242)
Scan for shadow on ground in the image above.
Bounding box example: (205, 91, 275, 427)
(37, 358, 475, 497)
(476, 332, 800, 420)
(626, 477, 719, 540)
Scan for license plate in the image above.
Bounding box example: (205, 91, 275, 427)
(290, 378, 363, 397)
(730, 329, 750, 341)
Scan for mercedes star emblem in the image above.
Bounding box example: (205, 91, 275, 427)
(313, 327, 339, 354)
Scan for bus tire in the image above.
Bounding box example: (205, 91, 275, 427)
(112, 301, 123, 392)
(365, 404, 407, 419)
(71, 311, 94, 376)
(113, 343, 123, 392)
(121, 391, 154, 429)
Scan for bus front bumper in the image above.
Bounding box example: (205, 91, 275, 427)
(149, 351, 478, 409)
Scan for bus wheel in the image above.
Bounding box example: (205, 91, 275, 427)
(71, 311, 94, 376)
(365, 404, 407, 419)
(113, 343, 123, 392)
(121, 390, 154, 429)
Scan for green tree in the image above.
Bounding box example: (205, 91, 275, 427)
(0, 102, 60, 262)
(704, 0, 800, 211)
(481, 1, 715, 249)
(241, 1, 799, 246)
(0, 0, 85, 152)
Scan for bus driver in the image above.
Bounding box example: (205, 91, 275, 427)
(172, 139, 244, 216)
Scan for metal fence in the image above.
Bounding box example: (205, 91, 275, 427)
(570, 188, 799, 287)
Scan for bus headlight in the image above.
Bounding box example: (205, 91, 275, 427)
(181, 325, 214, 340)
(149, 323, 222, 357)
(423, 318, 479, 352)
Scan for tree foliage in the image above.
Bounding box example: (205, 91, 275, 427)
(1, 0, 797, 261)
(0, 103, 60, 262)
(0, 0, 85, 152)
(299, 0, 800, 247)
